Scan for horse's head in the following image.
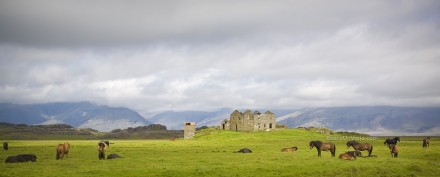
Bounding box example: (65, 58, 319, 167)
(394, 137, 400, 142)
(31, 155, 37, 162)
(309, 141, 322, 149)
(346, 141, 357, 148)
(98, 142, 106, 151)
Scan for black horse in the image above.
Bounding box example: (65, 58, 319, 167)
(309, 141, 336, 157)
(236, 148, 252, 153)
(347, 141, 373, 157)
(107, 154, 123, 159)
(5, 154, 37, 163)
(3, 142, 8, 150)
(384, 137, 400, 147)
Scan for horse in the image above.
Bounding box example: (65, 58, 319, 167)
(346, 150, 362, 158)
(6, 154, 37, 163)
(56, 143, 68, 160)
(423, 137, 430, 148)
(101, 140, 110, 147)
(384, 137, 400, 147)
(281, 146, 298, 152)
(3, 142, 8, 150)
(389, 144, 399, 158)
(107, 154, 123, 159)
(338, 151, 361, 160)
(309, 141, 336, 157)
(346, 141, 373, 157)
(63, 142, 70, 158)
(236, 148, 252, 153)
(98, 142, 106, 160)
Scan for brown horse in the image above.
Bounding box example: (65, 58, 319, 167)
(309, 141, 336, 157)
(281, 146, 298, 152)
(346, 141, 373, 157)
(56, 144, 68, 160)
(389, 144, 399, 158)
(63, 142, 70, 158)
(423, 137, 430, 148)
(98, 142, 106, 160)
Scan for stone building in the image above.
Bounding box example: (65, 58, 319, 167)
(220, 110, 276, 132)
(184, 122, 196, 139)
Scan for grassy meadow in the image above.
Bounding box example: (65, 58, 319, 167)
(1, 129, 439, 177)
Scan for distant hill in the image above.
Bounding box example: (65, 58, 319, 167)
(0, 122, 182, 140)
(146, 108, 233, 130)
(277, 106, 440, 136)
(0, 102, 152, 132)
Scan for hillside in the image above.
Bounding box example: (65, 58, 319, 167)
(0, 122, 181, 140)
(0, 102, 152, 132)
(278, 106, 440, 136)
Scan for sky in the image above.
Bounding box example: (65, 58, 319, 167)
(0, 0, 440, 113)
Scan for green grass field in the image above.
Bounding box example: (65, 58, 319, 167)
(1, 129, 439, 177)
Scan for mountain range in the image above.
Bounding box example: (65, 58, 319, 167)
(1, 102, 439, 135)
(0, 102, 151, 132)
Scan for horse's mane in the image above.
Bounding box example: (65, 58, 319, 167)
(310, 141, 322, 148)
(347, 141, 359, 146)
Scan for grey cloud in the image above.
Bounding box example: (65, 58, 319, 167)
(0, 1, 440, 112)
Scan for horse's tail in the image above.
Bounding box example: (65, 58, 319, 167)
(369, 145, 373, 156)
(333, 144, 336, 156)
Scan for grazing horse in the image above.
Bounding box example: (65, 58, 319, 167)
(423, 137, 430, 148)
(309, 141, 336, 157)
(56, 143, 68, 160)
(384, 137, 400, 147)
(3, 142, 8, 150)
(6, 154, 37, 163)
(346, 141, 373, 157)
(63, 142, 70, 158)
(98, 142, 106, 160)
(389, 144, 399, 158)
(281, 146, 298, 152)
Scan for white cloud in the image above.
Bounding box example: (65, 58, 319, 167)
(0, 0, 439, 112)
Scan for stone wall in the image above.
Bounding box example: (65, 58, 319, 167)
(221, 110, 276, 132)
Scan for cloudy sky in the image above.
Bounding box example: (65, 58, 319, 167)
(0, 0, 439, 113)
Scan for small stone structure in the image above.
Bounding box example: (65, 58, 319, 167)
(184, 122, 196, 139)
(221, 110, 276, 132)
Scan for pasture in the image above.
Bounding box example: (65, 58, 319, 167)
(1, 129, 439, 177)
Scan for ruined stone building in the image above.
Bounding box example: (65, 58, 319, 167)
(184, 122, 196, 139)
(220, 110, 276, 132)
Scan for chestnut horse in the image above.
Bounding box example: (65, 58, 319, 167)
(281, 146, 298, 152)
(63, 142, 70, 158)
(339, 150, 362, 160)
(346, 141, 373, 157)
(389, 144, 399, 158)
(423, 137, 430, 148)
(56, 143, 67, 160)
(309, 141, 336, 157)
